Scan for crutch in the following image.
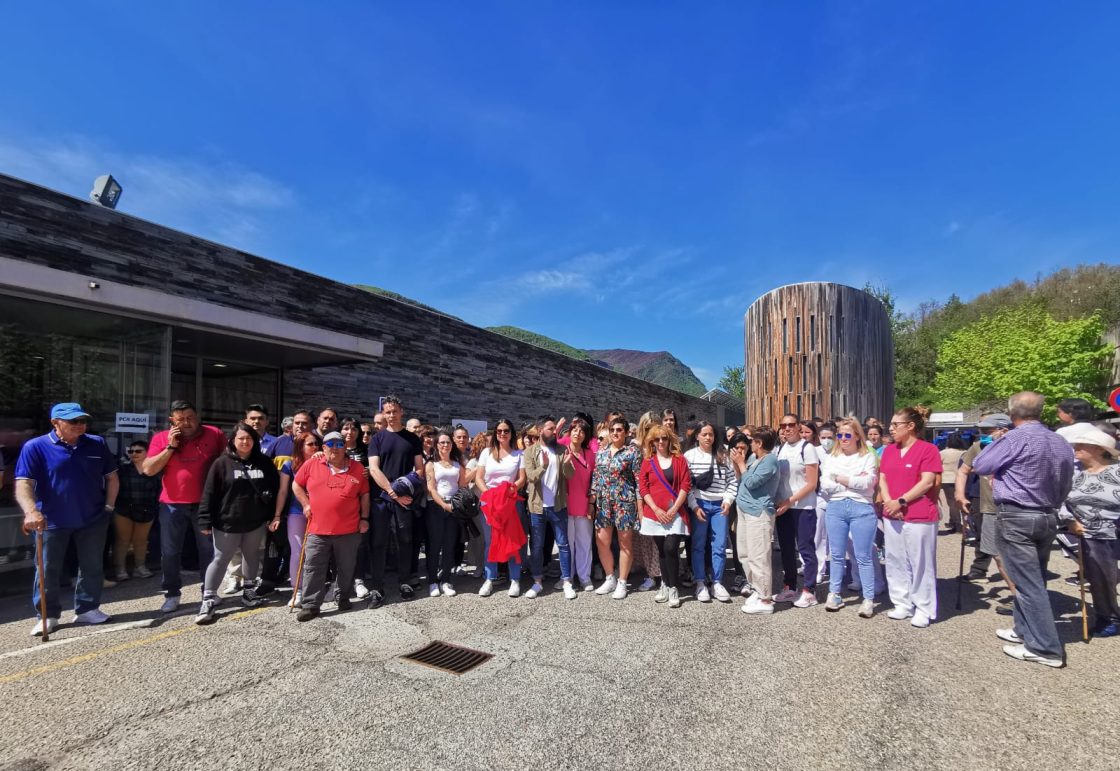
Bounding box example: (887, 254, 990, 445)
(290, 517, 310, 613)
(1077, 536, 1089, 642)
(954, 516, 968, 611)
(35, 532, 50, 641)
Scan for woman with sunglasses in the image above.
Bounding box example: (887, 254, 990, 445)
(684, 422, 736, 602)
(819, 419, 880, 616)
(774, 414, 821, 608)
(561, 417, 597, 592)
(639, 425, 692, 608)
(879, 407, 942, 627)
(591, 417, 643, 599)
(112, 441, 161, 580)
(272, 431, 321, 608)
(473, 419, 527, 597)
(425, 429, 467, 597)
(195, 423, 280, 624)
(630, 411, 663, 592)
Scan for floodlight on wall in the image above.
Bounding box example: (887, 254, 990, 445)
(89, 174, 122, 209)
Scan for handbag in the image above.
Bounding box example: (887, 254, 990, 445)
(691, 454, 715, 490)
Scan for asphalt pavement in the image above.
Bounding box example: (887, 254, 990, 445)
(0, 534, 1115, 771)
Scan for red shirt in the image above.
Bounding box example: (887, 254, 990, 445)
(294, 457, 370, 536)
(148, 425, 226, 504)
(879, 440, 943, 522)
(638, 454, 692, 520)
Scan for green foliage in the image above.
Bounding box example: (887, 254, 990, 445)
(718, 365, 745, 400)
(930, 304, 1111, 421)
(486, 326, 593, 361)
(354, 284, 457, 318)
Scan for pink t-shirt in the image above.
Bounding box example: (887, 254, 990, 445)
(559, 435, 600, 455)
(879, 440, 943, 522)
(148, 424, 226, 504)
(564, 446, 595, 517)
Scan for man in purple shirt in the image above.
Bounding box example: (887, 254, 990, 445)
(972, 391, 1074, 668)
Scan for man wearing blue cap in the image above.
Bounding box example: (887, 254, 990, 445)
(14, 403, 119, 636)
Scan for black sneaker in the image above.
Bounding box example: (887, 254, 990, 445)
(964, 570, 986, 582)
(367, 590, 384, 609)
(296, 607, 319, 622)
(241, 587, 264, 608)
(399, 583, 415, 600)
(337, 596, 352, 612)
(194, 598, 218, 625)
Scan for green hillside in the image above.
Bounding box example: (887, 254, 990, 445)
(354, 284, 458, 318)
(486, 326, 593, 362)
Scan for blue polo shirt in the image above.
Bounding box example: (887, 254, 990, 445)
(259, 432, 278, 455)
(14, 431, 118, 530)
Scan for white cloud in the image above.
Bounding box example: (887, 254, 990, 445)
(515, 269, 591, 293)
(0, 133, 295, 252)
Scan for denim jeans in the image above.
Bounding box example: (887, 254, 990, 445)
(996, 506, 1063, 660)
(691, 498, 729, 583)
(33, 513, 111, 618)
(480, 505, 525, 582)
(825, 499, 877, 599)
(530, 506, 571, 581)
(160, 503, 214, 598)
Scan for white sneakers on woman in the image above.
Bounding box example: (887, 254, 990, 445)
(479, 579, 494, 597)
(595, 574, 618, 595)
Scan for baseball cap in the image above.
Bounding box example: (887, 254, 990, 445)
(978, 413, 1011, 429)
(322, 431, 344, 444)
(51, 402, 91, 421)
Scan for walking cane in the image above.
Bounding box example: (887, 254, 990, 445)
(955, 517, 968, 611)
(1077, 536, 1089, 642)
(34, 532, 50, 642)
(290, 517, 310, 614)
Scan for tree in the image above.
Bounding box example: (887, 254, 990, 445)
(718, 365, 745, 400)
(930, 304, 1112, 421)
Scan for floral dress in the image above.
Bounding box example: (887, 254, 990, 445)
(591, 443, 642, 531)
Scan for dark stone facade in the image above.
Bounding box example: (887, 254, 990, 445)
(0, 174, 720, 428)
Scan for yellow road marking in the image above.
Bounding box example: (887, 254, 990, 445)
(0, 606, 271, 685)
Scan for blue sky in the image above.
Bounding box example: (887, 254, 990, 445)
(3, 3, 1118, 388)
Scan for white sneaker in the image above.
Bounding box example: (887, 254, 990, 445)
(887, 606, 913, 620)
(31, 617, 59, 636)
(612, 581, 628, 600)
(1002, 643, 1063, 668)
(793, 590, 818, 608)
(996, 628, 1022, 644)
(911, 612, 931, 628)
(508, 580, 521, 598)
(219, 577, 243, 597)
(637, 577, 655, 592)
(858, 599, 875, 618)
(562, 581, 577, 600)
(711, 582, 731, 602)
(115, 569, 129, 582)
(160, 596, 181, 614)
(353, 579, 371, 600)
(595, 575, 618, 595)
(582, 580, 596, 592)
(429, 583, 441, 598)
(739, 581, 754, 597)
(655, 584, 670, 603)
(668, 587, 681, 608)
(479, 579, 494, 597)
(695, 584, 712, 603)
(74, 608, 111, 625)
(825, 592, 844, 612)
(440, 582, 457, 597)
(741, 594, 774, 615)
(773, 587, 798, 603)
(524, 582, 543, 599)
(134, 565, 153, 578)
(288, 591, 302, 609)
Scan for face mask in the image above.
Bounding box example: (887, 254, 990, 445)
(979, 435, 994, 447)
(820, 438, 835, 453)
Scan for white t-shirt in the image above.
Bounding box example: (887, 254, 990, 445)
(776, 439, 819, 510)
(540, 445, 559, 506)
(431, 461, 462, 500)
(478, 448, 522, 488)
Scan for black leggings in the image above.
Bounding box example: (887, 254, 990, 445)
(653, 534, 682, 589)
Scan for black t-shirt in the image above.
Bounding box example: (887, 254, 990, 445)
(369, 429, 422, 481)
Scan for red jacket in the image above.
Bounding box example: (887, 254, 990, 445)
(638, 454, 692, 526)
(480, 482, 526, 563)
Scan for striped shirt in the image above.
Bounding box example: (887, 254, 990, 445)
(684, 448, 737, 505)
(971, 420, 1074, 509)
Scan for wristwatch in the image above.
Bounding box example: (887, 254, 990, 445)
(897, 498, 908, 508)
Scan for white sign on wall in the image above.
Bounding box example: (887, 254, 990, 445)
(115, 412, 150, 433)
(928, 412, 965, 424)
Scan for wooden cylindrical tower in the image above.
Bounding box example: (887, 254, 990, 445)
(743, 282, 894, 426)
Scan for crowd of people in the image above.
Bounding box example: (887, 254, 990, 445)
(12, 391, 1118, 669)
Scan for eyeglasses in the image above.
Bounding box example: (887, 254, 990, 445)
(495, 428, 511, 435)
(127, 449, 144, 454)
(779, 422, 797, 428)
(63, 418, 90, 425)
(361, 431, 373, 437)
(609, 427, 625, 433)
(656, 437, 670, 443)
(323, 440, 344, 449)
(837, 433, 854, 440)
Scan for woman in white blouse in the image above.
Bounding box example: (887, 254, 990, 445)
(473, 419, 527, 598)
(819, 418, 880, 617)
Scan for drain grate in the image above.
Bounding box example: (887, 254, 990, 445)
(401, 640, 492, 675)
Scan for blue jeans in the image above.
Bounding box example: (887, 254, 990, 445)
(996, 506, 1063, 660)
(530, 507, 571, 581)
(159, 503, 214, 598)
(480, 504, 525, 582)
(825, 499, 878, 599)
(33, 513, 111, 618)
(691, 498, 729, 582)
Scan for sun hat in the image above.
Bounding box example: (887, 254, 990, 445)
(1058, 423, 1119, 457)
